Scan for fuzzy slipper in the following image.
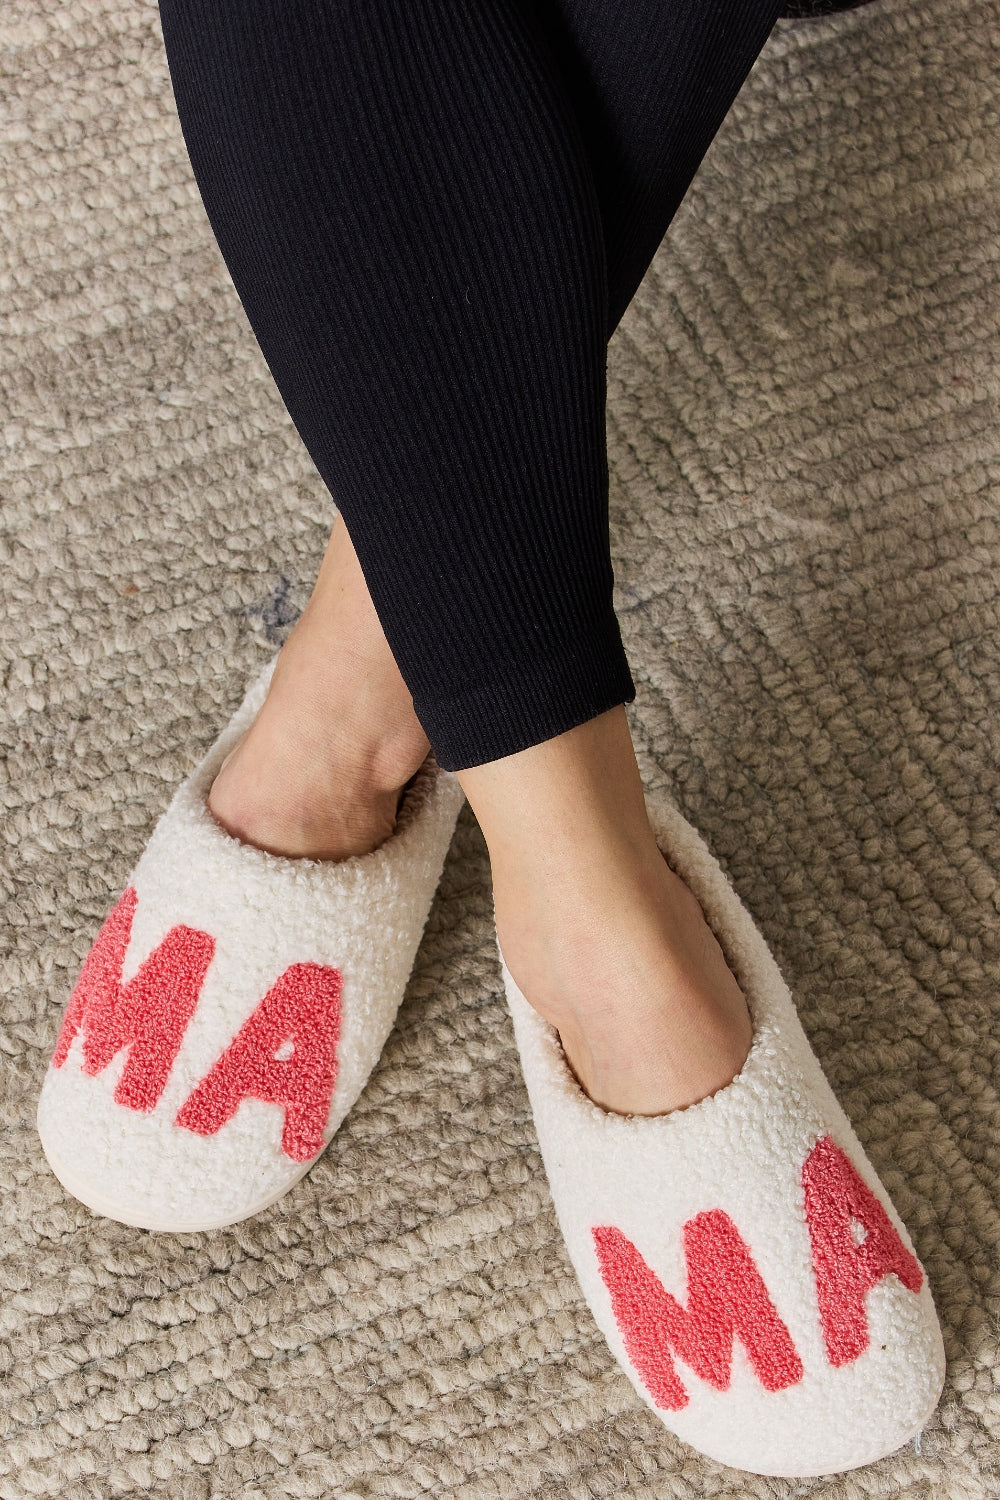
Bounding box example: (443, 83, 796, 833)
(37, 656, 465, 1232)
(499, 787, 945, 1477)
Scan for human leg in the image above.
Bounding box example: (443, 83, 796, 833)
(459, 707, 754, 1113)
(208, 514, 429, 861)
(159, 0, 782, 1113)
(158, 0, 627, 771)
(158, 0, 783, 771)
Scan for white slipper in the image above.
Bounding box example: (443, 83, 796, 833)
(499, 786, 945, 1477)
(37, 655, 464, 1232)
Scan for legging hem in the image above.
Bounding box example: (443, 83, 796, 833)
(418, 637, 637, 773)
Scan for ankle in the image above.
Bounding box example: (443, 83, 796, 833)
(460, 704, 653, 863)
(206, 649, 429, 860)
(262, 630, 430, 794)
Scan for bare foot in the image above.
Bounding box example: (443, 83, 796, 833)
(494, 842, 752, 1116)
(208, 517, 430, 860)
(458, 708, 753, 1117)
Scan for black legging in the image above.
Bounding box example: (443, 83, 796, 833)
(157, 0, 789, 770)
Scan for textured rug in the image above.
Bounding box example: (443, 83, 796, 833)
(1, 0, 997, 1495)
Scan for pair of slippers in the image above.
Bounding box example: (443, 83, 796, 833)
(36, 656, 945, 1477)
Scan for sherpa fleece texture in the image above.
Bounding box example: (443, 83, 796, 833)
(501, 788, 945, 1477)
(37, 655, 465, 1232)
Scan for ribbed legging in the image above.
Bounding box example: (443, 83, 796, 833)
(157, 0, 786, 770)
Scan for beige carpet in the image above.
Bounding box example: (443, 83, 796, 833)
(1, 0, 998, 1494)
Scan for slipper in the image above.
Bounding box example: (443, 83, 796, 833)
(37, 655, 465, 1233)
(499, 786, 945, 1476)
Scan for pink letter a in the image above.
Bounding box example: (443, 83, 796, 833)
(802, 1135, 923, 1366)
(175, 961, 343, 1162)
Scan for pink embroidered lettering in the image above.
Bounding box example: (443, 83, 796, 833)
(51, 886, 215, 1111)
(802, 1135, 923, 1366)
(593, 1213, 804, 1410)
(174, 961, 343, 1162)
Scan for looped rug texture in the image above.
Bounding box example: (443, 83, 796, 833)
(1, 0, 997, 1496)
